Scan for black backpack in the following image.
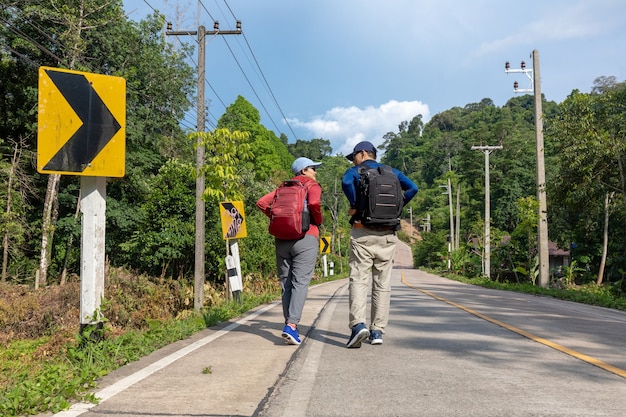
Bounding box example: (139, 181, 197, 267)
(356, 164, 403, 228)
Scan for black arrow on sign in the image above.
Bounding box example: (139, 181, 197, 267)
(222, 202, 244, 239)
(321, 237, 329, 253)
(43, 70, 121, 172)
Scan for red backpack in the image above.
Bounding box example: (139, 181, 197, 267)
(268, 180, 310, 240)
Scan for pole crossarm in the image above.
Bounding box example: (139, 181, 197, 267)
(471, 145, 503, 152)
(505, 60, 534, 93)
(166, 30, 243, 36)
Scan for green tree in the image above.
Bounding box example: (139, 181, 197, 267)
(218, 96, 292, 180)
(193, 128, 253, 202)
(287, 138, 333, 160)
(413, 231, 447, 270)
(505, 196, 539, 284)
(120, 159, 195, 278)
(0, 3, 195, 283)
(549, 83, 626, 282)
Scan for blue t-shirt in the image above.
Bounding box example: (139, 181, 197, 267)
(341, 160, 418, 209)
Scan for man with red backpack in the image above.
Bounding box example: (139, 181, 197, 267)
(256, 157, 323, 345)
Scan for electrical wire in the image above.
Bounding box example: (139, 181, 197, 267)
(220, 0, 299, 141)
(98, 0, 299, 142)
(0, 14, 66, 64)
(219, 36, 282, 133)
(191, 0, 300, 140)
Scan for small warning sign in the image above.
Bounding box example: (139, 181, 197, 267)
(220, 201, 247, 239)
(320, 236, 330, 254)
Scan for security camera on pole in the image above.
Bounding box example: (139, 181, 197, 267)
(505, 51, 550, 288)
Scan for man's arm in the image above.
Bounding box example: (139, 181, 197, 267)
(394, 169, 418, 204)
(341, 167, 359, 208)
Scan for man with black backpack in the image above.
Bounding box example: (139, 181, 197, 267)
(341, 141, 418, 348)
(256, 157, 323, 345)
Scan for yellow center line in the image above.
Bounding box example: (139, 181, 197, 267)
(401, 272, 626, 380)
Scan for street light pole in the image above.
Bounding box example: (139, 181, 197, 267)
(408, 206, 413, 240)
(439, 181, 454, 270)
(505, 50, 549, 287)
(166, 21, 242, 310)
(471, 145, 502, 279)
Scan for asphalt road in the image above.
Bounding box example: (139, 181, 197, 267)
(46, 241, 626, 417)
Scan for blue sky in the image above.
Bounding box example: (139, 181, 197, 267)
(122, 0, 626, 157)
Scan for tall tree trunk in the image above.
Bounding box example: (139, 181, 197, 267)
(2, 142, 20, 282)
(60, 190, 81, 285)
(36, 173, 60, 289)
(597, 192, 613, 286)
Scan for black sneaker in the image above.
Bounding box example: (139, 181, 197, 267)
(369, 330, 383, 345)
(346, 323, 370, 348)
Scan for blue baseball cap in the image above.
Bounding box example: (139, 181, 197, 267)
(292, 157, 322, 174)
(346, 141, 377, 161)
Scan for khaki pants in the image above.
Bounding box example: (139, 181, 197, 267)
(348, 226, 398, 332)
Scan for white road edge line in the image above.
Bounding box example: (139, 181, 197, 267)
(279, 285, 346, 417)
(53, 301, 280, 417)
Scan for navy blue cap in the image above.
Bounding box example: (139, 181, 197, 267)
(346, 141, 377, 161)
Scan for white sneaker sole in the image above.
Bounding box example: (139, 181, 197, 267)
(347, 328, 370, 348)
(282, 332, 301, 345)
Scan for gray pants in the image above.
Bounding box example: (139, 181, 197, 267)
(276, 234, 319, 325)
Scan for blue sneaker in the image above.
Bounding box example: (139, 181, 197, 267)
(282, 325, 301, 345)
(346, 323, 370, 348)
(369, 330, 383, 345)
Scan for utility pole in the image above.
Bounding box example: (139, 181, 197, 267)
(447, 177, 454, 252)
(166, 21, 242, 310)
(455, 183, 460, 250)
(471, 145, 502, 279)
(408, 206, 413, 240)
(439, 180, 454, 270)
(505, 50, 549, 287)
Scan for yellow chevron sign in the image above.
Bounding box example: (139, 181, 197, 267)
(37, 67, 126, 177)
(320, 236, 330, 254)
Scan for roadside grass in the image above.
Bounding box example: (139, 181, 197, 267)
(440, 272, 626, 311)
(0, 290, 282, 417)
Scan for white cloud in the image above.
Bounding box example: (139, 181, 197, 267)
(288, 100, 430, 157)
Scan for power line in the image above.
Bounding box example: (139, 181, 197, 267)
(178, 0, 299, 140)
(140, 0, 300, 141)
(0, 14, 65, 64)
(240, 31, 299, 140)
(221, 0, 299, 139)
(219, 36, 283, 134)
